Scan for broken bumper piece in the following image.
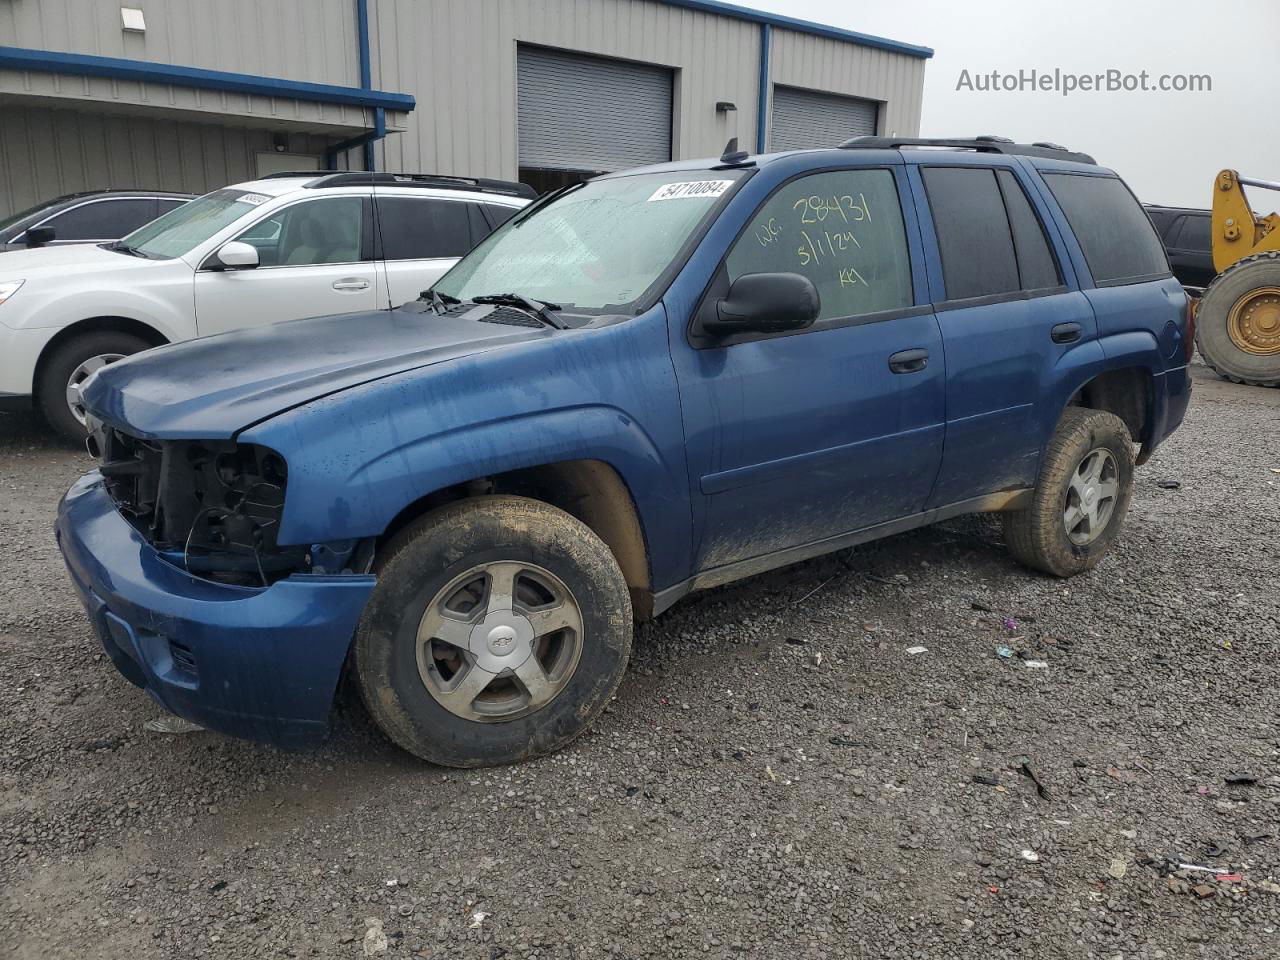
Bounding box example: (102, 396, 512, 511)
(56, 472, 375, 747)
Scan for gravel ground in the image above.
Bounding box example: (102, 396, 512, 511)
(2, 363, 1279, 960)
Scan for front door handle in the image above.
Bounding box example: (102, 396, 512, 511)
(332, 278, 370, 292)
(1051, 322, 1082, 344)
(888, 348, 929, 374)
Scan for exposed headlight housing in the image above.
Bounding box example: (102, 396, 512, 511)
(0, 280, 24, 306)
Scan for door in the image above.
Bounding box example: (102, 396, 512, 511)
(769, 85, 880, 152)
(672, 167, 945, 572)
(194, 195, 377, 336)
(516, 45, 672, 190)
(373, 194, 479, 308)
(913, 163, 1097, 506)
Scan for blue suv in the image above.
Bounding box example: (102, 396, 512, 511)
(56, 139, 1192, 766)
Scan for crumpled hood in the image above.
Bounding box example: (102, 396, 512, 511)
(0, 241, 162, 279)
(82, 304, 552, 439)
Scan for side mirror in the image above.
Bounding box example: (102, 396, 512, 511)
(23, 226, 56, 247)
(703, 272, 820, 337)
(213, 240, 260, 270)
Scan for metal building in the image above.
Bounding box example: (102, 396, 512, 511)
(0, 0, 931, 217)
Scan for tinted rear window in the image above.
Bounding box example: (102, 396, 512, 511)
(996, 170, 1060, 291)
(376, 197, 472, 260)
(922, 167, 1019, 300)
(1043, 173, 1170, 285)
(1175, 214, 1211, 252)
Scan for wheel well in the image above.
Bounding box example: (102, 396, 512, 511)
(1070, 367, 1152, 443)
(379, 460, 655, 619)
(33, 317, 169, 392)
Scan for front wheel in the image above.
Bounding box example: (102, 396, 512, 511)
(1003, 407, 1135, 577)
(353, 496, 632, 767)
(38, 331, 150, 441)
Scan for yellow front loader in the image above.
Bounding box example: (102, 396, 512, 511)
(1196, 169, 1280, 385)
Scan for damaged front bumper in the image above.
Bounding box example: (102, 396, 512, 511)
(56, 472, 375, 746)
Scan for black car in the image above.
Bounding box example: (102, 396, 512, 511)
(1145, 204, 1215, 290)
(0, 190, 194, 252)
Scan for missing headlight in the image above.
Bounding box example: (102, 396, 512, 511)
(99, 431, 307, 586)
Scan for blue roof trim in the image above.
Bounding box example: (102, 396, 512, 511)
(655, 0, 933, 59)
(0, 45, 416, 112)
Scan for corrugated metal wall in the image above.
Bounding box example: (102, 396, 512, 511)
(0, 0, 361, 86)
(368, 0, 924, 179)
(369, 0, 764, 178)
(0, 104, 339, 218)
(769, 28, 926, 140)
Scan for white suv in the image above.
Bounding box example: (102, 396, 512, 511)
(0, 172, 531, 438)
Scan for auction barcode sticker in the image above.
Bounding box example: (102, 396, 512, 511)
(647, 180, 734, 202)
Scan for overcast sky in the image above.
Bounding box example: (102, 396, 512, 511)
(746, 0, 1277, 208)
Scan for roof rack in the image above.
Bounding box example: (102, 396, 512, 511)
(302, 171, 537, 199)
(839, 135, 1096, 165)
(255, 171, 333, 180)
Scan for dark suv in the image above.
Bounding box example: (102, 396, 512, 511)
(1146, 204, 1215, 289)
(0, 190, 193, 252)
(58, 136, 1193, 767)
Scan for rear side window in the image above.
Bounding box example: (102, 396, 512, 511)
(995, 170, 1060, 290)
(1174, 213, 1211, 252)
(726, 168, 913, 322)
(1043, 173, 1170, 285)
(922, 167, 1019, 300)
(376, 197, 472, 260)
(482, 204, 520, 229)
(47, 198, 156, 240)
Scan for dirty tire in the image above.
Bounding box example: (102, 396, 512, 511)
(354, 495, 632, 767)
(37, 331, 150, 441)
(1002, 407, 1135, 577)
(1194, 251, 1280, 387)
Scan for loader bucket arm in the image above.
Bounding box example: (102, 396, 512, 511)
(1212, 169, 1280, 274)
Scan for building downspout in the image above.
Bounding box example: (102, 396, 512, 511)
(755, 23, 771, 154)
(356, 0, 382, 170)
(326, 0, 383, 170)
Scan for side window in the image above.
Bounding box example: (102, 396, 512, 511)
(922, 167, 1019, 300)
(158, 199, 189, 216)
(726, 169, 913, 322)
(46, 198, 157, 240)
(376, 197, 472, 260)
(1042, 173, 1170, 285)
(482, 203, 520, 230)
(1175, 213, 1211, 252)
(238, 197, 364, 267)
(995, 169, 1061, 290)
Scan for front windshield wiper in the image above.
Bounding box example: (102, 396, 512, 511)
(420, 288, 460, 315)
(103, 240, 147, 258)
(471, 292, 568, 329)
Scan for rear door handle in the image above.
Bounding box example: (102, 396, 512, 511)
(1051, 322, 1082, 344)
(332, 278, 370, 292)
(888, 348, 929, 374)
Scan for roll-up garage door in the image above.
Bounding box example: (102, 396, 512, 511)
(769, 85, 879, 152)
(517, 46, 673, 173)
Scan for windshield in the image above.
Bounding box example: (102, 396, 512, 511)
(434, 170, 747, 312)
(123, 188, 273, 259)
(0, 197, 68, 233)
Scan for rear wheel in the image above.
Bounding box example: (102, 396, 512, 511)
(37, 331, 150, 440)
(1003, 407, 1135, 577)
(354, 495, 632, 767)
(1195, 251, 1280, 386)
